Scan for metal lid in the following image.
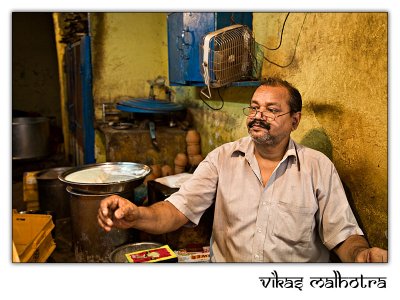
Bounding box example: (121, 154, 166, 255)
(116, 98, 185, 114)
(59, 162, 151, 185)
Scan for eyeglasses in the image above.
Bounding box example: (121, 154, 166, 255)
(243, 106, 291, 122)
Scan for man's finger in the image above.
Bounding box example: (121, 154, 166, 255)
(99, 195, 121, 216)
(97, 214, 112, 232)
(114, 208, 125, 219)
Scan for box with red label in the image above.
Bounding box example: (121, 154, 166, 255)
(125, 245, 178, 263)
(175, 247, 210, 263)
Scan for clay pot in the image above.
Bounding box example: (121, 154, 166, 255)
(187, 144, 201, 156)
(144, 164, 161, 186)
(161, 164, 173, 177)
(189, 154, 204, 166)
(174, 166, 186, 174)
(186, 130, 200, 144)
(174, 153, 188, 174)
(174, 153, 188, 167)
(144, 173, 158, 185)
(150, 164, 162, 178)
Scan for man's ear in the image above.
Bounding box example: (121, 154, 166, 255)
(291, 112, 301, 131)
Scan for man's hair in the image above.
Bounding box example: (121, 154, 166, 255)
(258, 77, 302, 113)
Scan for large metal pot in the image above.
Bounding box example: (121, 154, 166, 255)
(60, 162, 151, 262)
(12, 117, 50, 160)
(36, 167, 73, 220)
(59, 162, 151, 194)
(67, 187, 137, 262)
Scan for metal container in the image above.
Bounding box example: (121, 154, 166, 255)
(12, 117, 50, 160)
(36, 167, 73, 220)
(109, 242, 163, 263)
(59, 162, 151, 194)
(67, 187, 136, 262)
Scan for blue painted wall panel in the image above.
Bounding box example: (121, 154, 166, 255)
(167, 12, 253, 86)
(80, 35, 95, 164)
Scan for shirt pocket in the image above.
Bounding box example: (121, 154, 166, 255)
(273, 201, 315, 247)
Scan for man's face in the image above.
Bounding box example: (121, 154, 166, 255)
(246, 85, 300, 145)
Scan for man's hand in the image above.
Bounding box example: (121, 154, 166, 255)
(355, 247, 388, 262)
(97, 195, 138, 232)
(334, 235, 388, 262)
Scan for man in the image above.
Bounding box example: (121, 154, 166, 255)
(97, 77, 388, 262)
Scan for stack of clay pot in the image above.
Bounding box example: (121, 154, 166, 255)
(173, 129, 204, 174)
(144, 163, 175, 184)
(186, 129, 203, 168)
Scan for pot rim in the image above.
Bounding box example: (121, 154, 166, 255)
(58, 162, 151, 186)
(12, 116, 50, 124)
(66, 186, 121, 196)
(36, 166, 74, 180)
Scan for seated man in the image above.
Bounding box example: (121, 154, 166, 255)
(98, 77, 388, 263)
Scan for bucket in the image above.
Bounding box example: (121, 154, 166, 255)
(66, 187, 136, 262)
(12, 117, 50, 160)
(109, 242, 163, 263)
(36, 167, 73, 221)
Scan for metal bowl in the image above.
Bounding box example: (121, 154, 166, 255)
(59, 162, 151, 194)
(111, 122, 133, 130)
(109, 242, 163, 263)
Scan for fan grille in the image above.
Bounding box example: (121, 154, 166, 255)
(201, 25, 255, 88)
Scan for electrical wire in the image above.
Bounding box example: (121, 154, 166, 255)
(199, 13, 307, 106)
(199, 87, 225, 110)
(259, 13, 308, 68)
(230, 13, 236, 25)
(257, 13, 290, 51)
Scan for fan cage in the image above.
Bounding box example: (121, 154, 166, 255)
(201, 25, 256, 88)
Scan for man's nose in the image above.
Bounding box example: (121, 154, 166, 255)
(254, 110, 264, 119)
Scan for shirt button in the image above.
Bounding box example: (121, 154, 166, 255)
(257, 227, 262, 233)
(254, 254, 259, 259)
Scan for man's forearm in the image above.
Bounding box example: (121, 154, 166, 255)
(134, 201, 189, 234)
(334, 234, 370, 262)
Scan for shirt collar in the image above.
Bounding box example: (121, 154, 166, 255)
(284, 138, 301, 171)
(232, 136, 301, 171)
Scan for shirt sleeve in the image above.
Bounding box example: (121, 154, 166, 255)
(316, 158, 364, 250)
(166, 149, 219, 226)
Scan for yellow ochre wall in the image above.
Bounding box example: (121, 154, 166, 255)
(90, 13, 169, 120)
(254, 13, 388, 249)
(89, 12, 387, 249)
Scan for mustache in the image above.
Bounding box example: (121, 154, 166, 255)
(248, 119, 271, 130)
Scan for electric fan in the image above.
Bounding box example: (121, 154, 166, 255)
(200, 24, 255, 98)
